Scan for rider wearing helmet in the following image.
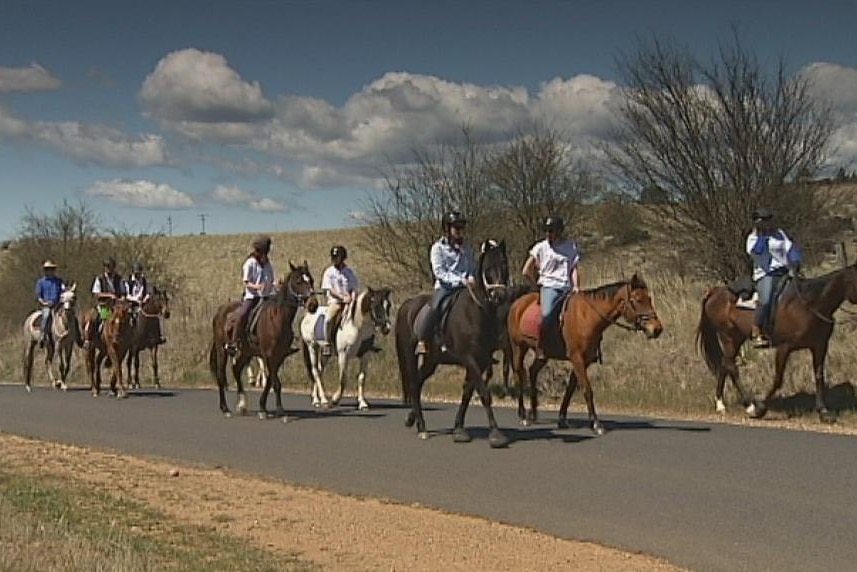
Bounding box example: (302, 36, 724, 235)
(35, 260, 65, 348)
(415, 210, 476, 354)
(126, 261, 150, 306)
(83, 257, 127, 349)
(522, 215, 581, 359)
(746, 207, 802, 348)
(226, 234, 276, 355)
(321, 245, 359, 356)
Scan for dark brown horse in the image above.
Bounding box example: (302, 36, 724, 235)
(395, 239, 511, 448)
(209, 261, 318, 418)
(126, 286, 171, 389)
(84, 300, 135, 397)
(697, 264, 857, 423)
(508, 274, 663, 434)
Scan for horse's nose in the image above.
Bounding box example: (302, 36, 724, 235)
(164, 311, 171, 319)
(382, 324, 391, 335)
(646, 320, 664, 339)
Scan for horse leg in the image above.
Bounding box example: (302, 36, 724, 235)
(464, 356, 509, 448)
(526, 357, 547, 426)
(511, 343, 528, 424)
(231, 356, 249, 415)
(212, 344, 231, 416)
(59, 345, 70, 391)
(331, 350, 348, 406)
(113, 349, 128, 399)
(409, 356, 437, 438)
(125, 351, 136, 390)
(266, 357, 287, 420)
(452, 377, 476, 443)
(150, 346, 160, 389)
(749, 345, 793, 419)
(94, 350, 107, 397)
(812, 342, 836, 424)
(45, 345, 59, 389)
(571, 355, 603, 435)
(308, 346, 329, 408)
(557, 370, 579, 429)
(356, 353, 370, 411)
(24, 341, 36, 392)
(716, 336, 753, 413)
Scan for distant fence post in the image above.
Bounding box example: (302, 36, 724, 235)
(834, 241, 848, 268)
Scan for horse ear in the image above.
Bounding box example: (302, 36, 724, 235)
(303, 259, 309, 269)
(499, 239, 506, 252)
(289, 260, 296, 271)
(70, 283, 76, 292)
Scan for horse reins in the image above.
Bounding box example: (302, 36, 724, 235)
(578, 283, 656, 332)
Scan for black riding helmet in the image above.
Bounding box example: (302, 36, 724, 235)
(543, 215, 565, 233)
(442, 211, 467, 231)
(132, 261, 145, 273)
(251, 234, 272, 255)
(330, 245, 347, 260)
(103, 257, 116, 269)
(752, 207, 774, 223)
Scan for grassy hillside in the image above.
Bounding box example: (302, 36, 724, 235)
(3, 199, 857, 427)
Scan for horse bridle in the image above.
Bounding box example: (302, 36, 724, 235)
(368, 296, 391, 330)
(580, 283, 658, 332)
(286, 275, 315, 307)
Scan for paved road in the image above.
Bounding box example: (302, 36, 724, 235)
(1, 385, 854, 571)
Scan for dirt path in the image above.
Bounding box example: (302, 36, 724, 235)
(0, 434, 681, 571)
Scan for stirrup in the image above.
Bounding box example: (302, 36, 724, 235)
(751, 335, 770, 349)
(415, 341, 427, 355)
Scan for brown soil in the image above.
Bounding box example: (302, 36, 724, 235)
(0, 433, 682, 571)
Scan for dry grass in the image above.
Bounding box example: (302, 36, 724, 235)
(2, 220, 856, 429)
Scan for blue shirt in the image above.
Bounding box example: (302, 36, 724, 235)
(430, 237, 475, 289)
(36, 276, 64, 305)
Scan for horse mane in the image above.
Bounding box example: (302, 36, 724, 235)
(790, 265, 857, 300)
(582, 275, 648, 300)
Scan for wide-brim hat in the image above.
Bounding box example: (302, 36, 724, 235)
(43, 260, 58, 269)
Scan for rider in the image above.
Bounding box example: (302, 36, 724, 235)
(321, 245, 359, 357)
(746, 207, 802, 348)
(415, 211, 476, 355)
(521, 215, 581, 359)
(226, 234, 276, 356)
(83, 257, 127, 349)
(35, 260, 64, 348)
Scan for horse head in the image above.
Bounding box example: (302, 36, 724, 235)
(362, 287, 393, 335)
(621, 273, 663, 339)
(284, 260, 318, 309)
(147, 285, 171, 319)
(479, 239, 510, 303)
(59, 283, 77, 312)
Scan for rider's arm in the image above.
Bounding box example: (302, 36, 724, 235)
(746, 231, 768, 256)
(431, 242, 460, 287)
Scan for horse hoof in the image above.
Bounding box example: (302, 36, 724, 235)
(592, 423, 605, 436)
(358, 403, 370, 411)
(418, 431, 429, 440)
(452, 428, 472, 443)
(557, 418, 569, 430)
(747, 402, 767, 419)
(819, 410, 837, 424)
(257, 412, 267, 420)
(224, 411, 233, 418)
(715, 399, 727, 414)
(282, 416, 290, 424)
(520, 419, 531, 427)
(405, 413, 416, 428)
(488, 429, 510, 449)
(25, 385, 32, 393)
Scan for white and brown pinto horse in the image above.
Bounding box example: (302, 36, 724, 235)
(299, 288, 393, 410)
(23, 284, 80, 391)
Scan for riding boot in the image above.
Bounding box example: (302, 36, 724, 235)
(750, 325, 770, 348)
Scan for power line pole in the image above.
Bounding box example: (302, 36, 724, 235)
(167, 216, 173, 237)
(198, 213, 208, 235)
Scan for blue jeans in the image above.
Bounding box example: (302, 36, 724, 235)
(540, 286, 569, 331)
(40, 307, 52, 341)
(754, 271, 786, 329)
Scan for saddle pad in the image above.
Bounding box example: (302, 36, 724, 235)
(735, 292, 758, 310)
(412, 304, 431, 339)
(411, 291, 461, 339)
(313, 307, 329, 342)
(521, 303, 542, 339)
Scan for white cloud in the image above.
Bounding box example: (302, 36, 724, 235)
(86, 179, 193, 209)
(141, 48, 274, 125)
(0, 63, 61, 93)
(802, 62, 857, 167)
(209, 184, 287, 212)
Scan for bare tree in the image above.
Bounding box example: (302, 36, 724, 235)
(606, 33, 834, 280)
(360, 129, 493, 290)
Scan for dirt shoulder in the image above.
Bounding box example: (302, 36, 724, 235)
(0, 433, 681, 571)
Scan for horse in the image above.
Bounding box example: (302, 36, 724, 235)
(508, 274, 663, 434)
(395, 239, 511, 448)
(209, 261, 318, 418)
(300, 287, 393, 410)
(126, 285, 171, 389)
(696, 264, 857, 423)
(23, 285, 81, 391)
(84, 299, 135, 397)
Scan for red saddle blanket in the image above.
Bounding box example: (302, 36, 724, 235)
(521, 303, 542, 340)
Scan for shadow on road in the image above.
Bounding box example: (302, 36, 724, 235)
(767, 382, 856, 415)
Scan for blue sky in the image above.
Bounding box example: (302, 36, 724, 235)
(2, 0, 857, 240)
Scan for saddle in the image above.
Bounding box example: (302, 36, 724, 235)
(412, 290, 464, 342)
(520, 296, 572, 356)
(730, 273, 791, 330)
(228, 299, 271, 347)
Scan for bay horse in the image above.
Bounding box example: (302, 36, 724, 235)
(508, 274, 663, 434)
(696, 264, 857, 423)
(84, 299, 135, 397)
(209, 261, 318, 418)
(395, 239, 511, 448)
(126, 286, 171, 389)
(23, 285, 81, 391)
(300, 287, 393, 410)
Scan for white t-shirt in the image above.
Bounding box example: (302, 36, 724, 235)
(530, 239, 581, 289)
(746, 229, 793, 281)
(242, 257, 275, 300)
(321, 265, 359, 305)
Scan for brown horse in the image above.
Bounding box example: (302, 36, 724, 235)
(696, 264, 857, 423)
(83, 300, 135, 397)
(126, 286, 171, 389)
(209, 261, 318, 418)
(508, 274, 663, 435)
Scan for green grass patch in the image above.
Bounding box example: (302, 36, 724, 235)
(0, 471, 315, 572)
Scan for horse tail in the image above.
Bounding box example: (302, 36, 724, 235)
(696, 288, 723, 376)
(394, 303, 416, 405)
